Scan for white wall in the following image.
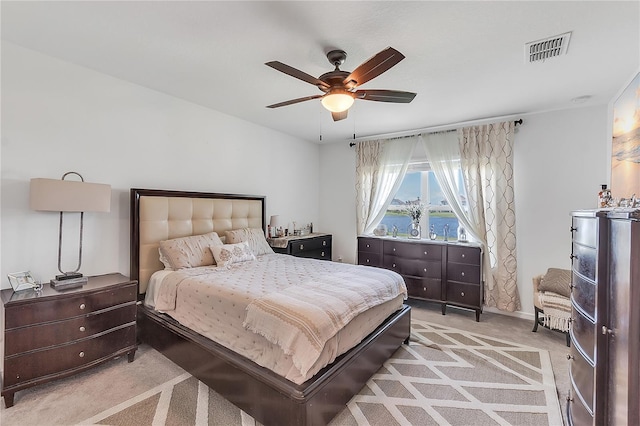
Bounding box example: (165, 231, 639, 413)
(318, 105, 609, 317)
(1, 42, 321, 288)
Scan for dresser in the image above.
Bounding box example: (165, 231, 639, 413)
(358, 236, 483, 321)
(567, 209, 639, 425)
(269, 233, 332, 261)
(1, 273, 138, 408)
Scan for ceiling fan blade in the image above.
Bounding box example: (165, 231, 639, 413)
(343, 47, 405, 87)
(266, 94, 322, 109)
(355, 89, 417, 103)
(265, 61, 330, 89)
(331, 110, 348, 121)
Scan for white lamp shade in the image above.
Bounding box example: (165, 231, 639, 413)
(30, 178, 111, 213)
(269, 215, 281, 228)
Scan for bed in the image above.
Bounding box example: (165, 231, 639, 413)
(130, 188, 411, 425)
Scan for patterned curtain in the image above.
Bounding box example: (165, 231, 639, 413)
(459, 122, 521, 312)
(355, 138, 416, 235)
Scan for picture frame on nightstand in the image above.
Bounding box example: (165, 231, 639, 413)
(7, 271, 42, 292)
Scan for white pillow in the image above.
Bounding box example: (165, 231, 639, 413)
(224, 227, 274, 256)
(210, 242, 256, 267)
(158, 232, 223, 269)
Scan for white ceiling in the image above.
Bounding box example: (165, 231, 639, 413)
(2, 1, 639, 143)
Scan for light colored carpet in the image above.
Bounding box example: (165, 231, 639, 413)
(0, 302, 569, 425)
(77, 319, 562, 426)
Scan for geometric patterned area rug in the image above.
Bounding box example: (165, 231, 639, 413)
(79, 319, 563, 426)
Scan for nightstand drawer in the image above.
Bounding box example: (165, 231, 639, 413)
(5, 303, 137, 356)
(290, 236, 331, 254)
(3, 324, 136, 388)
(296, 247, 331, 260)
(5, 283, 137, 329)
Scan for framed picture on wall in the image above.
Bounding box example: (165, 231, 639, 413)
(611, 71, 640, 199)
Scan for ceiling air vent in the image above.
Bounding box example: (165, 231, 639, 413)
(525, 32, 571, 63)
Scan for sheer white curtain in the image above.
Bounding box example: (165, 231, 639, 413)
(418, 131, 481, 242)
(459, 122, 520, 312)
(355, 137, 417, 235)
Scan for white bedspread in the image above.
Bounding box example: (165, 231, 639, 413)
(150, 253, 406, 384)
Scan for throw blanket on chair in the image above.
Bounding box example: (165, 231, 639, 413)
(243, 270, 407, 377)
(540, 291, 571, 332)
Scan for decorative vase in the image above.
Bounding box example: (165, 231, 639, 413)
(429, 225, 437, 240)
(408, 220, 421, 239)
(373, 223, 388, 236)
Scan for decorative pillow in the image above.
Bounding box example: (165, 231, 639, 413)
(224, 227, 274, 256)
(210, 242, 256, 267)
(158, 232, 223, 270)
(539, 268, 572, 298)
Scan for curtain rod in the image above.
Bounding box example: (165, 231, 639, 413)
(349, 118, 523, 147)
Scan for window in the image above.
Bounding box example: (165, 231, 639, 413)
(380, 160, 467, 241)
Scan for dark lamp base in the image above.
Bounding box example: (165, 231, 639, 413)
(55, 272, 84, 281)
(50, 276, 88, 290)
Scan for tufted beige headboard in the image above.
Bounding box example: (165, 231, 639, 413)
(130, 188, 265, 295)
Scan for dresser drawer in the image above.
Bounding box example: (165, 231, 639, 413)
(446, 263, 480, 285)
(3, 325, 136, 388)
(572, 217, 597, 248)
(358, 252, 382, 267)
(383, 241, 441, 261)
(290, 236, 331, 255)
(404, 277, 442, 300)
(568, 379, 594, 425)
(4, 303, 136, 356)
(572, 244, 596, 281)
(571, 273, 596, 321)
(446, 282, 481, 307)
(569, 343, 595, 412)
(5, 283, 137, 329)
(358, 237, 382, 253)
(383, 257, 441, 279)
(447, 245, 480, 265)
(571, 307, 595, 363)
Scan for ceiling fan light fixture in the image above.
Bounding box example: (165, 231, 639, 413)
(321, 90, 355, 113)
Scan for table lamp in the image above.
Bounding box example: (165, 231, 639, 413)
(30, 172, 111, 289)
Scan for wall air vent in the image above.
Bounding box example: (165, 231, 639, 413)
(525, 32, 571, 63)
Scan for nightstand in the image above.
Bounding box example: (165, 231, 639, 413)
(1, 273, 138, 408)
(269, 233, 332, 261)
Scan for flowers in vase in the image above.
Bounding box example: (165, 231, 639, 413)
(402, 202, 427, 223)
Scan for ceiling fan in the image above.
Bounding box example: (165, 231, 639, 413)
(265, 47, 417, 121)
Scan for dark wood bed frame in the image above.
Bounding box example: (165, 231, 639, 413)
(130, 188, 411, 426)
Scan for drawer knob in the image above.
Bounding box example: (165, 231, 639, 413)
(461, 272, 465, 277)
(79, 326, 86, 332)
(393, 248, 396, 252)
(423, 268, 427, 272)
(392, 263, 396, 268)
(566, 354, 574, 360)
(321, 251, 325, 257)
(461, 292, 465, 297)
(366, 259, 370, 263)
(300, 244, 304, 250)
(462, 254, 466, 258)
(323, 241, 327, 246)
(79, 351, 85, 358)
(79, 303, 86, 310)
(366, 244, 370, 248)
(424, 251, 428, 255)
(423, 287, 427, 291)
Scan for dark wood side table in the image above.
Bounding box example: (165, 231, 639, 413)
(269, 233, 332, 261)
(1, 273, 138, 408)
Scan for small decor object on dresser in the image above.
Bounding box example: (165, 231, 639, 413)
(7, 271, 42, 292)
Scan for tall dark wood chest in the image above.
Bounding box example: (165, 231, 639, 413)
(567, 209, 639, 425)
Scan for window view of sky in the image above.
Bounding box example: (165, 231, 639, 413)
(394, 172, 446, 205)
